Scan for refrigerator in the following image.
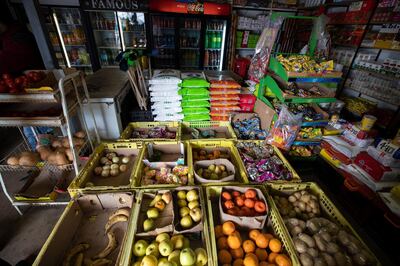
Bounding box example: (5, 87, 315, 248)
(203, 19, 227, 71)
(41, 7, 93, 73)
(151, 15, 177, 69)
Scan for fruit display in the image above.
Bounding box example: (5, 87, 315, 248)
(194, 160, 235, 182)
(0, 71, 46, 94)
(174, 189, 203, 232)
(214, 221, 292, 266)
(6, 151, 40, 167)
(92, 151, 131, 178)
(220, 188, 268, 218)
(274, 190, 320, 220)
(236, 142, 293, 182)
(131, 126, 177, 139)
(296, 128, 323, 140)
(288, 146, 319, 158)
(131, 234, 208, 266)
(142, 165, 189, 185)
(192, 149, 230, 161)
(139, 191, 173, 234)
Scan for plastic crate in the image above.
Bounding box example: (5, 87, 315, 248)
(180, 121, 237, 141)
(265, 182, 380, 266)
(235, 140, 301, 183)
(120, 187, 213, 266)
(205, 185, 297, 266)
(187, 140, 249, 185)
(68, 142, 143, 197)
(133, 141, 193, 187)
(119, 122, 181, 142)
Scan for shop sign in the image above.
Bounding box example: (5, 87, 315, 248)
(187, 2, 204, 14)
(80, 0, 147, 11)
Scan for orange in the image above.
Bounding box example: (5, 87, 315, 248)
(259, 261, 269, 266)
(222, 191, 232, 200)
(244, 199, 255, 209)
(254, 201, 266, 213)
(232, 191, 241, 197)
(217, 236, 228, 250)
(222, 221, 236, 235)
(245, 189, 257, 199)
(243, 253, 259, 266)
(224, 200, 235, 210)
(232, 230, 241, 238)
(269, 239, 282, 253)
(228, 234, 242, 250)
(275, 254, 291, 266)
(255, 248, 268, 261)
(233, 258, 244, 266)
(215, 225, 224, 239)
(231, 247, 244, 259)
(255, 234, 269, 249)
(264, 233, 274, 240)
(222, 264, 230, 266)
(268, 253, 279, 263)
(218, 249, 233, 264)
(235, 196, 244, 207)
(249, 229, 261, 241)
(242, 239, 256, 253)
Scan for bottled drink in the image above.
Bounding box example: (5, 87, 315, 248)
(211, 32, 217, 49)
(216, 32, 222, 48)
(100, 50, 108, 65)
(204, 50, 209, 66)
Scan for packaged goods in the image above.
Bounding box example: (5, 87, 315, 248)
(276, 54, 334, 74)
(149, 69, 181, 85)
(232, 116, 267, 140)
(210, 80, 241, 89)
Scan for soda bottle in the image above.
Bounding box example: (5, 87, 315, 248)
(205, 31, 209, 48)
(211, 32, 217, 49)
(216, 32, 222, 48)
(204, 50, 209, 66)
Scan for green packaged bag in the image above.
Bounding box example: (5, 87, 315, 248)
(179, 88, 209, 96)
(181, 78, 210, 88)
(182, 107, 209, 115)
(183, 114, 210, 121)
(181, 100, 210, 108)
(182, 95, 210, 102)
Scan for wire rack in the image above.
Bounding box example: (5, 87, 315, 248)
(0, 142, 40, 172)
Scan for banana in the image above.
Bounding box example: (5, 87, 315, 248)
(74, 253, 84, 266)
(105, 214, 128, 232)
(108, 207, 130, 221)
(93, 231, 117, 259)
(149, 194, 162, 207)
(91, 258, 112, 266)
(63, 243, 90, 266)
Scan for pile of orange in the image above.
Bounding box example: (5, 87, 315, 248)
(221, 189, 267, 217)
(215, 221, 291, 266)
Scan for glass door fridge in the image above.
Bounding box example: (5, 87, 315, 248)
(151, 15, 177, 68)
(118, 12, 147, 50)
(203, 19, 227, 71)
(179, 18, 201, 70)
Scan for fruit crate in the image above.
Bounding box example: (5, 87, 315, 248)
(34, 191, 136, 266)
(180, 121, 237, 141)
(133, 142, 193, 187)
(235, 140, 301, 183)
(120, 187, 213, 266)
(119, 122, 181, 142)
(68, 142, 143, 197)
(187, 140, 249, 185)
(265, 182, 380, 266)
(205, 185, 297, 266)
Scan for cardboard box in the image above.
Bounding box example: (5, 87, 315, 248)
(354, 152, 400, 182)
(194, 158, 235, 183)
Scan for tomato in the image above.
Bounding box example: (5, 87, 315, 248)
(2, 74, 12, 80)
(4, 79, 15, 88)
(15, 77, 24, 85)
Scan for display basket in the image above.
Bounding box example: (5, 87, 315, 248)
(119, 122, 181, 142)
(180, 121, 237, 141)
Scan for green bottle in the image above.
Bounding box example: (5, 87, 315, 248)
(212, 32, 217, 49)
(205, 31, 208, 48)
(216, 32, 222, 48)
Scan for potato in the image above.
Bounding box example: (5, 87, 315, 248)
(103, 165, 110, 170)
(294, 207, 301, 214)
(294, 238, 308, 253)
(326, 242, 340, 254)
(298, 201, 306, 211)
(106, 152, 117, 160)
(300, 253, 314, 266)
(346, 241, 360, 255)
(314, 234, 327, 252)
(279, 197, 289, 205)
(122, 156, 130, 164)
(286, 218, 300, 226)
(110, 163, 119, 170)
(299, 233, 315, 248)
(337, 230, 350, 245)
(307, 248, 319, 258)
(306, 219, 320, 234)
(65, 148, 73, 161)
(321, 253, 336, 266)
(100, 157, 108, 164)
(110, 169, 119, 176)
(7, 156, 19, 166)
(119, 164, 127, 172)
(19, 154, 38, 167)
(51, 139, 63, 148)
(288, 195, 297, 202)
(314, 258, 328, 266)
(334, 252, 351, 266)
(301, 190, 307, 195)
(101, 170, 110, 177)
(306, 205, 312, 212)
(36, 145, 51, 161)
(319, 231, 332, 242)
(300, 194, 311, 203)
(291, 226, 303, 236)
(294, 192, 301, 199)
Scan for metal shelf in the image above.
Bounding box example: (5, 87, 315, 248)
(359, 46, 400, 52)
(0, 93, 58, 103)
(97, 46, 121, 49)
(94, 29, 117, 32)
(181, 47, 199, 49)
(205, 48, 221, 50)
(352, 68, 400, 81)
(236, 47, 255, 50)
(70, 64, 92, 67)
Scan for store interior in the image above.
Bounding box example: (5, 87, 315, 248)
(0, 0, 399, 265)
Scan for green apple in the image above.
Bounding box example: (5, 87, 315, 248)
(177, 190, 186, 200)
(182, 237, 190, 249)
(180, 248, 196, 266)
(143, 218, 155, 232)
(168, 250, 181, 265)
(177, 199, 187, 208)
(158, 261, 174, 266)
(171, 235, 184, 249)
(146, 242, 160, 257)
(180, 215, 193, 229)
(195, 248, 207, 266)
(158, 240, 174, 257)
(150, 195, 162, 207)
(189, 207, 201, 223)
(147, 208, 160, 219)
(133, 240, 149, 257)
(155, 233, 170, 243)
(142, 255, 158, 266)
(158, 258, 168, 266)
(186, 190, 199, 202)
(133, 262, 141, 266)
(133, 257, 144, 266)
(188, 200, 199, 210)
(179, 207, 190, 218)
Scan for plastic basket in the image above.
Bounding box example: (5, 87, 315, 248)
(119, 122, 181, 142)
(187, 140, 249, 185)
(205, 185, 297, 266)
(120, 187, 213, 266)
(265, 182, 381, 266)
(180, 121, 237, 141)
(68, 142, 143, 197)
(234, 140, 301, 183)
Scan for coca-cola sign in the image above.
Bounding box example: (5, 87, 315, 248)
(81, 0, 147, 11)
(187, 2, 204, 14)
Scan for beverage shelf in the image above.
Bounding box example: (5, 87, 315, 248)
(236, 47, 255, 50)
(93, 29, 117, 32)
(206, 29, 223, 32)
(205, 48, 221, 50)
(352, 68, 400, 81)
(181, 47, 199, 49)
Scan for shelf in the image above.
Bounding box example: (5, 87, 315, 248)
(154, 27, 175, 30)
(369, 21, 400, 25)
(125, 46, 146, 49)
(180, 28, 201, 31)
(70, 64, 92, 67)
(344, 87, 399, 106)
(232, 5, 297, 12)
(332, 43, 359, 48)
(236, 47, 255, 50)
(97, 46, 121, 49)
(94, 29, 117, 32)
(328, 22, 368, 25)
(206, 30, 224, 32)
(352, 68, 400, 81)
(123, 30, 145, 33)
(181, 47, 199, 50)
(359, 46, 400, 52)
(205, 48, 221, 50)
(0, 93, 58, 103)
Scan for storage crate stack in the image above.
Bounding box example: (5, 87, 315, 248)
(209, 80, 241, 121)
(179, 73, 211, 121)
(149, 69, 183, 121)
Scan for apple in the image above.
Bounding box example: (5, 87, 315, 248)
(134, 262, 141, 266)
(142, 255, 158, 266)
(186, 190, 199, 202)
(168, 250, 181, 265)
(162, 192, 172, 204)
(146, 242, 160, 257)
(156, 233, 170, 243)
(177, 190, 186, 200)
(177, 199, 187, 208)
(189, 207, 201, 223)
(158, 258, 168, 266)
(134, 256, 144, 266)
(171, 235, 184, 249)
(133, 240, 149, 257)
(179, 207, 190, 218)
(155, 200, 166, 211)
(143, 218, 155, 232)
(182, 237, 190, 249)
(195, 248, 207, 266)
(147, 207, 160, 219)
(159, 240, 174, 257)
(150, 195, 162, 207)
(180, 248, 196, 266)
(180, 215, 193, 228)
(188, 200, 199, 210)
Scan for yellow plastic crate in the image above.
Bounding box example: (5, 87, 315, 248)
(133, 141, 194, 187)
(205, 185, 298, 266)
(265, 182, 381, 266)
(187, 140, 249, 185)
(180, 121, 237, 141)
(234, 140, 301, 183)
(119, 122, 181, 142)
(68, 142, 143, 197)
(120, 186, 213, 266)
